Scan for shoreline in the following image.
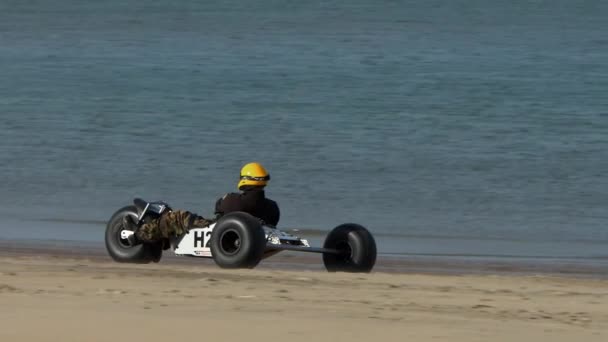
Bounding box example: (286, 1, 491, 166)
(3, 216, 607, 272)
(1, 239, 607, 279)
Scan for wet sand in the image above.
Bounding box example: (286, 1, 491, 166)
(1, 246, 607, 342)
(2, 239, 607, 277)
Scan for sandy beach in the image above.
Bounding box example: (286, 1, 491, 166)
(1, 251, 607, 342)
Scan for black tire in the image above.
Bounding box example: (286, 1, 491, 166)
(209, 212, 266, 269)
(323, 223, 377, 273)
(104, 205, 162, 263)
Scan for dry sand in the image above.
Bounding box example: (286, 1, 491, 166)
(1, 254, 607, 342)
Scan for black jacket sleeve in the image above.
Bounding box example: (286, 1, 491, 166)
(265, 199, 280, 226)
(214, 193, 229, 215)
(215, 193, 241, 216)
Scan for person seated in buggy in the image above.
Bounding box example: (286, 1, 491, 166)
(125, 162, 279, 246)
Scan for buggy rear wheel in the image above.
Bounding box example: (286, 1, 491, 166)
(323, 223, 376, 272)
(209, 212, 266, 269)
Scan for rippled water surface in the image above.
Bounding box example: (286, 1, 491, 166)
(1, 0, 607, 261)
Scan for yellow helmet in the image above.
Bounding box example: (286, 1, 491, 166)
(238, 162, 270, 190)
